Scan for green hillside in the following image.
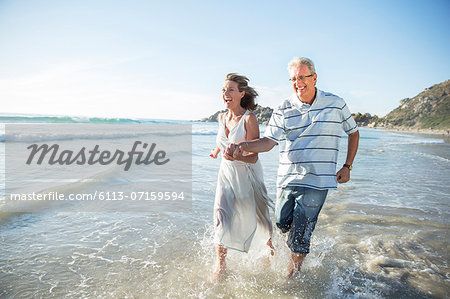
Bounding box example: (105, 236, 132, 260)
(382, 80, 450, 130)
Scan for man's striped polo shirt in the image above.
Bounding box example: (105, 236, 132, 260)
(264, 89, 358, 191)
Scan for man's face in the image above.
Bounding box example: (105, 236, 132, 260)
(290, 64, 317, 103)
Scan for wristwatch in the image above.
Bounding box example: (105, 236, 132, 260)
(343, 164, 353, 170)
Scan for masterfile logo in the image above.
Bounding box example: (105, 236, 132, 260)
(3, 124, 192, 213)
(25, 141, 170, 170)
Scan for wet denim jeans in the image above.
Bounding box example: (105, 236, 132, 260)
(275, 186, 328, 254)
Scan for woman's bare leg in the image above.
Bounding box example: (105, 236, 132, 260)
(212, 245, 227, 281)
(267, 238, 275, 256)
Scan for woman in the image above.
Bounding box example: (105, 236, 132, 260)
(210, 73, 274, 281)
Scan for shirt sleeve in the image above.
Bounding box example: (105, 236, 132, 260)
(341, 102, 358, 135)
(263, 107, 285, 143)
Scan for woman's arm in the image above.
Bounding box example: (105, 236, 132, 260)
(210, 113, 224, 159)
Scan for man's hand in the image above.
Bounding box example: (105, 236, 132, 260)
(336, 167, 350, 183)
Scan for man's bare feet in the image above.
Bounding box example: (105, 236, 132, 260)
(286, 253, 306, 280)
(286, 262, 299, 280)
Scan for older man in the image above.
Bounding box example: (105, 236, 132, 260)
(225, 57, 359, 278)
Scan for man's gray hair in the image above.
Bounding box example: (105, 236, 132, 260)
(287, 57, 316, 76)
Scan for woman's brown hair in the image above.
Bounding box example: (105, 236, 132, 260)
(225, 73, 258, 111)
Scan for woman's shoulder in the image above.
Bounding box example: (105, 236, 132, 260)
(245, 111, 257, 120)
(244, 111, 258, 126)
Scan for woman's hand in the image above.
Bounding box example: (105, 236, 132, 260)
(210, 147, 220, 159)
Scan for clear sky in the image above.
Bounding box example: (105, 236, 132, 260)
(0, 0, 449, 120)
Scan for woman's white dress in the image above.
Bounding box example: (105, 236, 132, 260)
(214, 110, 273, 252)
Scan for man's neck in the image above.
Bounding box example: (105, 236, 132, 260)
(299, 88, 317, 105)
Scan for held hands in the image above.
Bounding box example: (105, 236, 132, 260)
(224, 143, 244, 161)
(210, 144, 243, 161)
(336, 167, 350, 183)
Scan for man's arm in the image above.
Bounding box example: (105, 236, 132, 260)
(224, 137, 277, 160)
(336, 130, 360, 183)
(240, 137, 277, 153)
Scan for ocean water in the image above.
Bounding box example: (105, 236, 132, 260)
(0, 117, 449, 298)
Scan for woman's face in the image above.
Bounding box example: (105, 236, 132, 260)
(222, 80, 244, 110)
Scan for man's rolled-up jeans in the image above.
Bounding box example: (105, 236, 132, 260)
(275, 186, 328, 254)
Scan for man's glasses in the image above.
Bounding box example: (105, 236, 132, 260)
(289, 74, 314, 82)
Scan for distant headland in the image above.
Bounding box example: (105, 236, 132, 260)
(202, 80, 450, 133)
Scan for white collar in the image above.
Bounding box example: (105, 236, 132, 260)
(289, 89, 322, 111)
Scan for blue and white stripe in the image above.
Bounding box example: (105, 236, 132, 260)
(264, 89, 358, 190)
